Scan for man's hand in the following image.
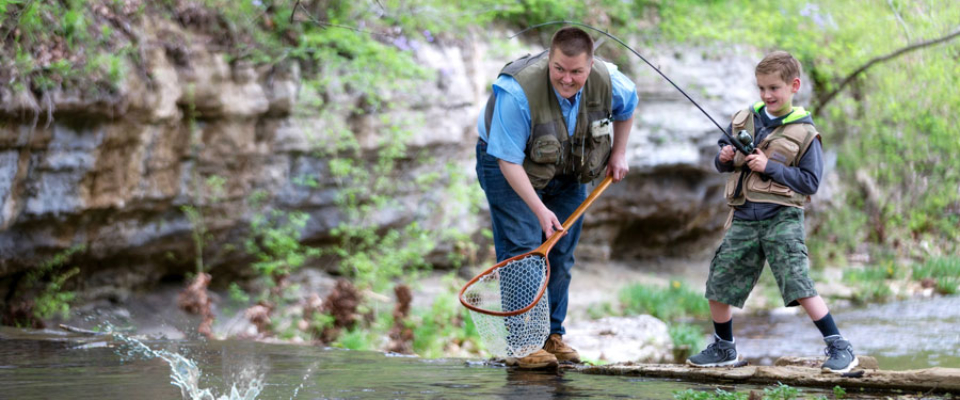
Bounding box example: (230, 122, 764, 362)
(718, 145, 735, 163)
(498, 159, 566, 238)
(606, 152, 629, 182)
(745, 151, 768, 173)
(536, 207, 565, 238)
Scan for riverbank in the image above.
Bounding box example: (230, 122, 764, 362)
(41, 255, 960, 371)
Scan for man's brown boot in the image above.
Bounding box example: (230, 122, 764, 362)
(505, 349, 559, 369)
(543, 333, 581, 363)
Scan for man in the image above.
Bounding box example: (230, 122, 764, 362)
(475, 26, 638, 368)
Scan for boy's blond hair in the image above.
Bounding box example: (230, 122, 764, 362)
(756, 51, 802, 83)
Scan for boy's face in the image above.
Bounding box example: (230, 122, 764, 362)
(756, 72, 801, 116)
(548, 49, 593, 99)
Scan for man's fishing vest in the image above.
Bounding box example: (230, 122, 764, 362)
(724, 102, 821, 208)
(484, 51, 613, 189)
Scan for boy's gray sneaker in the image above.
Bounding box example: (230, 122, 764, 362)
(686, 336, 739, 367)
(822, 336, 858, 373)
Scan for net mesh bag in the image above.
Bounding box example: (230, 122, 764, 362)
(461, 255, 550, 358)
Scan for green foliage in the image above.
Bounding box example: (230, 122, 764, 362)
(808, 205, 869, 268)
(182, 175, 228, 274)
(763, 383, 802, 400)
(7, 245, 86, 325)
(912, 257, 960, 295)
(673, 388, 747, 400)
(668, 323, 704, 355)
(842, 258, 905, 304)
(306, 76, 484, 298)
(619, 279, 710, 321)
(832, 385, 847, 399)
(228, 282, 250, 304)
(33, 267, 80, 320)
(245, 210, 320, 281)
(674, 383, 806, 400)
(329, 222, 433, 293)
(586, 301, 617, 320)
(410, 275, 482, 358)
(1, 0, 131, 97)
(199, 0, 293, 64)
(334, 327, 375, 350)
(656, 0, 960, 258)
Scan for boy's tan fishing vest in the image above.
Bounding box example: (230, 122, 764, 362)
(724, 102, 821, 225)
(484, 51, 614, 189)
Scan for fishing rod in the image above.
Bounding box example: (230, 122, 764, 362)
(513, 20, 732, 140)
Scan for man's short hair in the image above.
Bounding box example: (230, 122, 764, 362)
(756, 51, 802, 83)
(550, 27, 594, 59)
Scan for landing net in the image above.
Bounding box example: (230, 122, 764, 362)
(461, 255, 550, 358)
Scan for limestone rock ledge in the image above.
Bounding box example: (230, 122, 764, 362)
(0, 19, 485, 293)
(1, 20, 832, 297)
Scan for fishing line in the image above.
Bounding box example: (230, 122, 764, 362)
(513, 20, 729, 136)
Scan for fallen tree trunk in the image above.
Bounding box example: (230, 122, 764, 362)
(576, 357, 960, 394)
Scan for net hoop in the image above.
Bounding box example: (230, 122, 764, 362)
(458, 252, 550, 317)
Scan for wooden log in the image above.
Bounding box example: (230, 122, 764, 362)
(576, 360, 960, 394)
(775, 356, 880, 370)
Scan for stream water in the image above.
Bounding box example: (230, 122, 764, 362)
(735, 294, 960, 370)
(0, 327, 743, 400)
(1, 295, 957, 399)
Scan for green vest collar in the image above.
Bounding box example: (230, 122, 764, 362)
(783, 107, 810, 124)
(752, 101, 810, 124)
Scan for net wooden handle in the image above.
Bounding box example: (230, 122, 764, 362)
(536, 176, 613, 255)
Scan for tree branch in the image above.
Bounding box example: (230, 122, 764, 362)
(814, 27, 960, 116)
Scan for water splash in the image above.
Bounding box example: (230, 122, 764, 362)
(289, 363, 317, 400)
(112, 332, 263, 400)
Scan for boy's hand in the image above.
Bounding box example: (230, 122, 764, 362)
(718, 145, 735, 163)
(745, 151, 768, 173)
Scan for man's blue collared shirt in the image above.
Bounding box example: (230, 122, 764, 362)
(477, 61, 638, 165)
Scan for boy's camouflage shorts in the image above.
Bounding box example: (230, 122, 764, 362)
(705, 207, 818, 308)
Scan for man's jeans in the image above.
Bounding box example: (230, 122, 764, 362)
(476, 140, 586, 335)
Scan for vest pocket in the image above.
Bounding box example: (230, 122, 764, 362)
(768, 181, 793, 196)
(724, 173, 739, 201)
(529, 133, 561, 164)
(577, 133, 611, 182)
(524, 133, 561, 189)
(763, 137, 800, 166)
(746, 173, 794, 197)
(523, 158, 556, 189)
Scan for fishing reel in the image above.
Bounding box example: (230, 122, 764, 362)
(735, 130, 755, 154)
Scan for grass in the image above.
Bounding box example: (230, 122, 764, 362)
(673, 383, 821, 400)
(911, 256, 960, 295)
(668, 323, 705, 360)
(614, 279, 711, 358)
(839, 255, 960, 303)
(410, 274, 482, 358)
(619, 279, 710, 322)
(842, 258, 905, 304)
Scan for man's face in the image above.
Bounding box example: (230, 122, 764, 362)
(548, 49, 593, 99)
(756, 72, 800, 116)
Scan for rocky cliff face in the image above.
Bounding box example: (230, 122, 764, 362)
(0, 20, 827, 296)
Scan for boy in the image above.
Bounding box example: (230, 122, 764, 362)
(687, 51, 857, 373)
